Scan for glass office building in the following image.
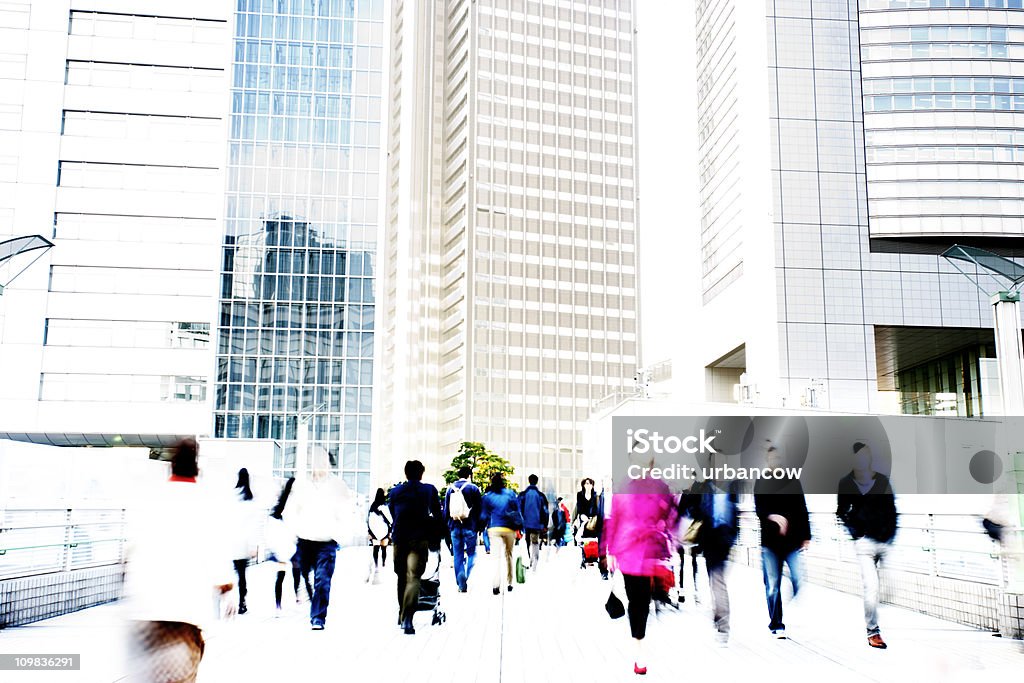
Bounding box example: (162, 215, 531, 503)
(215, 0, 385, 492)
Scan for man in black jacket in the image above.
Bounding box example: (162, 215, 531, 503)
(389, 460, 443, 635)
(754, 444, 810, 639)
(836, 441, 897, 650)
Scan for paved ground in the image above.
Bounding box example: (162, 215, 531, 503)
(2, 545, 1023, 682)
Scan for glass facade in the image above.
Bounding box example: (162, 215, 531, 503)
(216, 0, 384, 493)
(860, 4, 1024, 237)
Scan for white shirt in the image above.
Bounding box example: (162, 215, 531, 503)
(285, 476, 351, 543)
(122, 479, 234, 628)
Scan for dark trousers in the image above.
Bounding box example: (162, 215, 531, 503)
(297, 538, 337, 626)
(622, 573, 653, 640)
(393, 540, 428, 624)
(232, 559, 248, 606)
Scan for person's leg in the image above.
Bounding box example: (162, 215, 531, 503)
(856, 538, 882, 636)
(707, 559, 730, 635)
(482, 529, 491, 553)
(275, 570, 285, 609)
(310, 542, 337, 626)
(761, 546, 784, 632)
(372, 544, 380, 567)
(528, 530, 541, 569)
(622, 573, 653, 640)
(233, 559, 248, 610)
(381, 544, 387, 565)
(451, 529, 466, 589)
(401, 541, 428, 628)
(463, 528, 477, 583)
(490, 530, 502, 590)
(502, 531, 515, 586)
(393, 542, 409, 621)
(785, 548, 804, 598)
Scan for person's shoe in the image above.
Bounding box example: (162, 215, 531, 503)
(274, 606, 282, 618)
(507, 585, 513, 592)
(715, 631, 729, 647)
(867, 634, 887, 649)
(633, 663, 647, 675)
(402, 619, 415, 635)
(238, 603, 247, 615)
(493, 587, 501, 595)
(772, 629, 787, 639)
(311, 621, 324, 630)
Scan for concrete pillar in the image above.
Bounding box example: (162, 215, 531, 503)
(998, 451, 1024, 638)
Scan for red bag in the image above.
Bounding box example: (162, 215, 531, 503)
(653, 563, 675, 592)
(583, 541, 599, 561)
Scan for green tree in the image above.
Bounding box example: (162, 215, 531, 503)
(443, 441, 517, 492)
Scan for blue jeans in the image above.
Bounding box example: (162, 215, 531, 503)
(450, 527, 477, 590)
(482, 529, 491, 552)
(761, 546, 803, 632)
(297, 539, 337, 626)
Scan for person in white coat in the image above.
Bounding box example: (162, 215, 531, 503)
(282, 448, 353, 630)
(122, 438, 234, 683)
(267, 477, 299, 615)
(229, 468, 259, 614)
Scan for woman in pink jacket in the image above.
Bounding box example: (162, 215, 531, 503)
(604, 472, 677, 676)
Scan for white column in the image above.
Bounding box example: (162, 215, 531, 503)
(992, 291, 1024, 415)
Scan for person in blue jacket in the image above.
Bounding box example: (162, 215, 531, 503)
(479, 473, 522, 595)
(518, 474, 549, 571)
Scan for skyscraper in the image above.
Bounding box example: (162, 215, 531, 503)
(215, 0, 385, 493)
(379, 0, 640, 492)
(690, 0, 1019, 416)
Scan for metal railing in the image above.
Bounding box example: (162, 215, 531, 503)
(0, 508, 126, 581)
(734, 510, 1002, 585)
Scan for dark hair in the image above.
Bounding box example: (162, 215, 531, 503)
(236, 468, 254, 501)
(404, 460, 426, 481)
(557, 496, 563, 503)
(457, 465, 473, 479)
(490, 472, 505, 492)
(371, 487, 387, 510)
(271, 477, 296, 519)
(528, 473, 539, 486)
(853, 441, 868, 454)
(579, 477, 595, 490)
(170, 438, 199, 478)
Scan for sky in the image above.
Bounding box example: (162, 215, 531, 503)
(634, 1, 698, 368)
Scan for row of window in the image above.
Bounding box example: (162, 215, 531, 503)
(232, 91, 375, 118)
(232, 65, 381, 96)
(226, 195, 380, 224)
(225, 246, 372, 274)
(229, 113, 381, 145)
(229, 142, 380, 171)
(227, 169, 380, 197)
(213, 410, 375, 445)
(58, 161, 217, 192)
(66, 61, 223, 92)
(53, 213, 216, 246)
(222, 273, 375, 303)
(49, 266, 212, 297)
(220, 302, 375, 330)
(862, 0, 1024, 8)
(867, 144, 1024, 163)
(234, 40, 383, 70)
(62, 111, 221, 143)
(864, 76, 1024, 95)
(866, 126, 1024, 147)
(868, 197, 1024, 216)
(69, 11, 225, 44)
(219, 328, 372, 355)
(214, 360, 373, 389)
(40, 374, 207, 403)
(235, 0, 371, 19)
(862, 25, 1024, 45)
(235, 12, 383, 43)
(862, 42, 1023, 60)
(866, 93, 1024, 111)
(44, 320, 210, 349)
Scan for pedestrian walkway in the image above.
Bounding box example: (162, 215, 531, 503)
(2, 546, 1021, 682)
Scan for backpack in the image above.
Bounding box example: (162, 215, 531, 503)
(449, 481, 471, 521)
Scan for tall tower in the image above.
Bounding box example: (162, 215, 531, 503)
(380, 0, 641, 493)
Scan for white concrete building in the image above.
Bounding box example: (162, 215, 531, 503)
(0, 1, 231, 444)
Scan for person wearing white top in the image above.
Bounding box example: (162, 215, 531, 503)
(281, 448, 353, 630)
(122, 439, 234, 683)
(229, 468, 260, 614)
